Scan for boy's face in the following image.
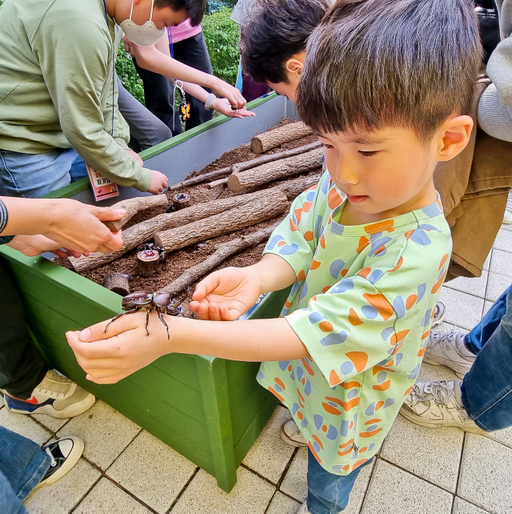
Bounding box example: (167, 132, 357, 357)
(266, 53, 305, 102)
(318, 126, 439, 224)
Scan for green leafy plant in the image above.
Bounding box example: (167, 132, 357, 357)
(202, 7, 241, 86)
(115, 44, 145, 104)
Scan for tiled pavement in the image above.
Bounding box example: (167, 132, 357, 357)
(4, 223, 512, 514)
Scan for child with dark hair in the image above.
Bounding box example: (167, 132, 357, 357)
(68, 1, 481, 512)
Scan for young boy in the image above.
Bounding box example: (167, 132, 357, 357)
(67, 0, 481, 512)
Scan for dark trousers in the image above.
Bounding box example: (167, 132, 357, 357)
(134, 32, 214, 136)
(0, 260, 47, 398)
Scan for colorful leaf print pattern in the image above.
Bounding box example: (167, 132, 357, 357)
(258, 171, 452, 475)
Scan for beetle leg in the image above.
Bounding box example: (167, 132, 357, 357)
(144, 310, 150, 336)
(104, 309, 138, 333)
(157, 311, 170, 340)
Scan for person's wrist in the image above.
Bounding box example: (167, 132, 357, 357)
(205, 92, 216, 111)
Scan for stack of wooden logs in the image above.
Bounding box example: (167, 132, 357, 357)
(70, 121, 322, 297)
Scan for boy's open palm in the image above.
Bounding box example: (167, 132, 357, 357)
(190, 267, 262, 321)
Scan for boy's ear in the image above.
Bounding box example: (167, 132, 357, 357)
(436, 115, 474, 162)
(284, 57, 304, 79)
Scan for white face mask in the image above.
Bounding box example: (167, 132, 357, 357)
(120, 0, 165, 46)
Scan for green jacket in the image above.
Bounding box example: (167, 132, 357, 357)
(0, 0, 151, 191)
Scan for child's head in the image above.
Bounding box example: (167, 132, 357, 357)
(241, 0, 331, 99)
(296, 0, 482, 223)
(154, 0, 207, 26)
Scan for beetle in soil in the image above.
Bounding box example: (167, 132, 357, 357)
(104, 291, 186, 340)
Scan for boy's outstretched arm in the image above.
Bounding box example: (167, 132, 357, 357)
(67, 311, 307, 385)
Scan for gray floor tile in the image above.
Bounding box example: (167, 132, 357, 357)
(360, 460, 453, 514)
(381, 415, 463, 492)
(106, 430, 197, 514)
(266, 492, 301, 514)
(484, 425, 512, 450)
(170, 467, 275, 514)
(0, 407, 51, 445)
(444, 272, 488, 299)
(73, 477, 153, 514)
(453, 498, 491, 514)
(489, 249, 512, 278)
(243, 406, 295, 484)
(25, 458, 101, 514)
(458, 434, 512, 514)
(492, 228, 512, 253)
(28, 412, 69, 434)
(280, 447, 308, 502)
(438, 288, 485, 330)
(57, 400, 141, 470)
(486, 272, 510, 303)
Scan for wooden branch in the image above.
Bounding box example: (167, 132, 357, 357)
(231, 141, 322, 174)
(69, 190, 284, 273)
(167, 166, 231, 191)
(207, 177, 229, 189)
(227, 147, 323, 193)
(103, 194, 169, 232)
(154, 191, 289, 252)
(160, 224, 278, 296)
(251, 121, 312, 154)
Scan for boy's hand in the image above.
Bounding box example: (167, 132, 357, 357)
(66, 311, 170, 384)
(147, 169, 169, 194)
(213, 98, 256, 119)
(211, 78, 247, 110)
(190, 267, 262, 321)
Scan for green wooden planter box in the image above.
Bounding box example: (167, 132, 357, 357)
(0, 95, 298, 492)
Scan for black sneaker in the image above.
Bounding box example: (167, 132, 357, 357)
(37, 436, 84, 488)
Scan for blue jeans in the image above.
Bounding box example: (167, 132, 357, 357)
(0, 148, 87, 198)
(461, 284, 512, 431)
(307, 450, 373, 514)
(0, 427, 50, 514)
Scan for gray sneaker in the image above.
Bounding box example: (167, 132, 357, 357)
(424, 329, 476, 379)
(400, 380, 484, 433)
(280, 419, 307, 447)
(431, 301, 446, 329)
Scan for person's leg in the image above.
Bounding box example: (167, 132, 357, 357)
(172, 33, 214, 130)
(306, 450, 371, 513)
(461, 285, 512, 431)
(0, 260, 47, 398)
(464, 284, 512, 354)
(133, 59, 183, 136)
(0, 427, 50, 512)
(0, 148, 86, 198)
(116, 78, 173, 151)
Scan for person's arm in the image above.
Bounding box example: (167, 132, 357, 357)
(0, 196, 124, 255)
(129, 37, 246, 109)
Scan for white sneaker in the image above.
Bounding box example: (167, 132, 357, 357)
(503, 191, 512, 225)
(3, 370, 95, 418)
(400, 380, 483, 433)
(37, 436, 84, 487)
(297, 501, 312, 514)
(280, 419, 307, 447)
(431, 301, 446, 329)
(423, 329, 476, 379)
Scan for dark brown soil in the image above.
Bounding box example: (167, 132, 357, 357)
(60, 119, 321, 306)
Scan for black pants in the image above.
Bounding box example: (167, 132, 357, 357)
(134, 32, 214, 136)
(0, 260, 47, 398)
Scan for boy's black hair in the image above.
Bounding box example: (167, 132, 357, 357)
(241, 0, 332, 84)
(155, 0, 206, 26)
(296, 0, 483, 141)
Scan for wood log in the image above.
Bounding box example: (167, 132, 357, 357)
(154, 191, 289, 252)
(273, 173, 322, 200)
(227, 147, 323, 193)
(167, 165, 231, 191)
(69, 190, 284, 273)
(137, 249, 163, 277)
(172, 193, 190, 209)
(251, 121, 313, 154)
(232, 141, 321, 174)
(160, 224, 278, 296)
(102, 273, 130, 296)
(103, 194, 169, 232)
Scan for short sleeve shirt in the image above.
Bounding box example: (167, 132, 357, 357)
(258, 171, 452, 475)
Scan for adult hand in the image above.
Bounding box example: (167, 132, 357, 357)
(7, 235, 83, 258)
(190, 266, 263, 321)
(66, 311, 170, 384)
(211, 78, 247, 109)
(213, 98, 256, 119)
(45, 199, 125, 254)
(122, 35, 135, 56)
(147, 169, 169, 194)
